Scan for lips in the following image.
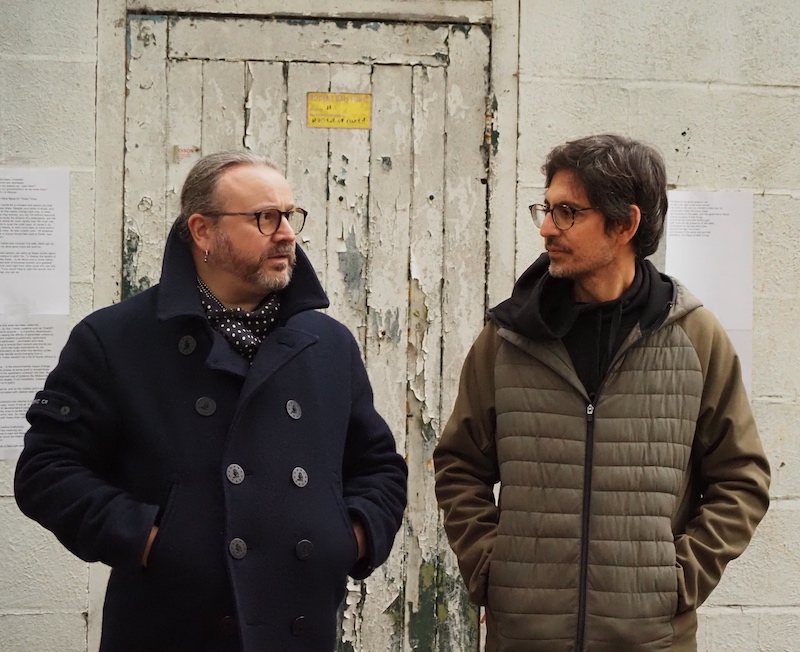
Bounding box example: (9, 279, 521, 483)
(545, 238, 568, 255)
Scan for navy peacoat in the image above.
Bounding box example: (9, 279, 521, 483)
(15, 227, 408, 651)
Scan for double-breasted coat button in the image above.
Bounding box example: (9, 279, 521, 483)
(178, 335, 196, 355)
(291, 467, 309, 487)
(286, 400, 302, 420)
(295, 539, 314, 560)
(291, 616, 307, 636)
(228, 538, 247, 559)
(226, 464, 245, 484)
(195, 397, 216, 416)
(59, 406, 71, 416)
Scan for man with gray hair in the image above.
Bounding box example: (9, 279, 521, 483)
(434, 134, 770, 650)
(15, 151, 408, 651)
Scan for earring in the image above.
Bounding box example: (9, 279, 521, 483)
(204, 249, 209, 263)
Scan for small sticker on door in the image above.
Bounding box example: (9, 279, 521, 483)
(307, 92, 371, 129)
(172, 145, 201, 164)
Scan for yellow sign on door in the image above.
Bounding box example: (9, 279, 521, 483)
(307, 92, 372, 129)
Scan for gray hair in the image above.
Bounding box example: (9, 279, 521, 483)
(542, 134, 668, 258)
(174, 150, 279, 242)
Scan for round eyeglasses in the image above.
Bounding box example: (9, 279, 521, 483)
(204, 208, 307, 236)
(529, 203, 596, 231)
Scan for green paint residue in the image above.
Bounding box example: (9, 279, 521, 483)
(436, 553, 480, 651)
(408, 559, 438, 650)
(122, 229, 151, 299)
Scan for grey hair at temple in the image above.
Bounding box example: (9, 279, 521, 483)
(173, 150, 279, 242)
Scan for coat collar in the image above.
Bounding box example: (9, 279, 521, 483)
(156, 221, 329, 324)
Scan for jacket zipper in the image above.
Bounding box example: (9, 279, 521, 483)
(576, 401, 595, 651)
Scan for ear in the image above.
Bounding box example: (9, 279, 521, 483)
(616, 204, 641, 246)
(187, 213, 215, 251)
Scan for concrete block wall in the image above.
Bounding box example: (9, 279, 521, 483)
(0, 1, 99, 650)
(0, 0, 97, 652)
(518, 1, 800, 649)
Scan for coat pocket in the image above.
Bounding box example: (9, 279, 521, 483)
(143, 480, 179, 575)
(330, 479, 359, 571)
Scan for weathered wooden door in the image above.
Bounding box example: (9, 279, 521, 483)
(124, 15, 489, 650)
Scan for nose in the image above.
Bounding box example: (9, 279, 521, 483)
(272, 213, 297, 243)
(538, 210, 560, 238)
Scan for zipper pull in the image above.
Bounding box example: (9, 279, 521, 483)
(586, 404, 595, 422)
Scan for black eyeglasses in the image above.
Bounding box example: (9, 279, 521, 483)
(204, 208, 307, 235)
(529, 203, 596, 231)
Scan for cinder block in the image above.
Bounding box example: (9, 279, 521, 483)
(753, 402, 800, 500)
(70, 171, 96, 284)
(0, 60, 96, 168)
(705, 501, 800, 608)
(0, 613, 86, 652)
(753, 297, 800, 400)
(629, 85, 800, 190)
(753, 194, 800, 299)
(518, 82, 800, 194)
(696, 607, 760, 651)
(0, 499, 87, 610)
(0, 460, 15, 497)
(746, 610, 800, 651)
(698, 607, 800, 652)
(705, 89, 800, 190)
(0, 0, 96, 59)
(70, 281, 96, 323)
(517, 79, 630, 182)
(520, 0, 800, 87)
(627, 86, 725, 190)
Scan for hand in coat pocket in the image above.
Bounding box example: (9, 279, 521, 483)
(142, 526, 158, 568)
(353, 520, 366, 561)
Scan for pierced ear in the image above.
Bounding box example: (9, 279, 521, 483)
(187, 213, 214, 251)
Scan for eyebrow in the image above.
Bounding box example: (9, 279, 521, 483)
(252, 204, 297, 212)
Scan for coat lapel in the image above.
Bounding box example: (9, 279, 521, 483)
(238, 327, 319, 405)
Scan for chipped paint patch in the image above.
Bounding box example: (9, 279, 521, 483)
(436, 555, 480, 652)
(338, 578, 366, 650)
(381, 156, 393, 171)
(136, 24, 158, 47)
(408, 558, 438, 650)
(337, 229, 367, 307)
(121, 228, 151, 299)
(370, 307, 401, 342)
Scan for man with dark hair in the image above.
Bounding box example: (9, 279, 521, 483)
(15, 151, 408, 651)
(434, 134, 770, 651)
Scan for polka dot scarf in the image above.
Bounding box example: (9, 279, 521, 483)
(197, 276, 280, 363)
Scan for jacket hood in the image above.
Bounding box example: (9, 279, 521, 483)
(489, 252, 684, 340)
(156, 221, 329, 323)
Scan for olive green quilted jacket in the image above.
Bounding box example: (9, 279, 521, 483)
(434, 282, 770, 651)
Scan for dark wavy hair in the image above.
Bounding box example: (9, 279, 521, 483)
(173, 151, 278, 243)
(542, 134, 668, 258)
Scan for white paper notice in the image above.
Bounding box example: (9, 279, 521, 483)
(665, 191, 753, 395)
(0, 168, 70, 315)
(0, 314, 70, 459)
(0, 168, 70, 458)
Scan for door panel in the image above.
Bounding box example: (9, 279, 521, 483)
(125, 15, 488, 650)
